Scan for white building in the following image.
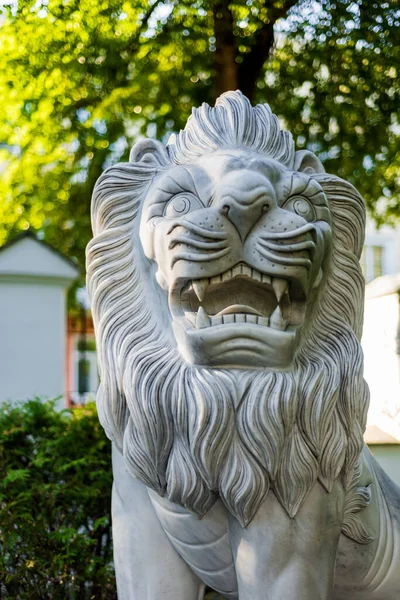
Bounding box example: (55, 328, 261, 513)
(0, 232, 79, 404)
(362, 221, 400, 282)
(361, 221, 400, 485)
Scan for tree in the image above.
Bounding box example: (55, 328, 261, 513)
(0, 0, 399, 270)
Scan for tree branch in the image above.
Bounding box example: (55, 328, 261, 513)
(238, 0, 299, 100)
(125, 0, 168, 55)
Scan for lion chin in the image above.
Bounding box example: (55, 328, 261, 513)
(87, 91, 370, 535)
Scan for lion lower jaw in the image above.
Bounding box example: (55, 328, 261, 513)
(166, 263, 314, 368)
(172, 316, 298, 368)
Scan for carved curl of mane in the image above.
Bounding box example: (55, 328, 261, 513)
(87, 92, 370, 538)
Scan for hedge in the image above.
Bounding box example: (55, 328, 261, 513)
(0, 399, 224, 599)
(0, 399, 115, 599)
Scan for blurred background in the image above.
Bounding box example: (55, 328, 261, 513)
(0, 0, 399, 597)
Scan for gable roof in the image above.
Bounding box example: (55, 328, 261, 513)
(365, 424, 400, 445)
(0, 231, 80, 282)
(366, 273, 400, 300)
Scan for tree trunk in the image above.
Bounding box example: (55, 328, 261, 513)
(213, 0, 299, 102)
(238, 23, 275, 102)
(213, 1, 239, 97)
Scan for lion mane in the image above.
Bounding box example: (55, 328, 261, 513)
(86, 92, 371, 539)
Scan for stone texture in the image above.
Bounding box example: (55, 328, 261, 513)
(87, 91, 400, 599)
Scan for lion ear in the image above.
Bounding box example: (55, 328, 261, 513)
(294, 150, 325, 175)
(129, 139, 169, 167)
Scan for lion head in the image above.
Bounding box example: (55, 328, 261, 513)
(87, 91, 369, 529)
(139, 144, 331, 369)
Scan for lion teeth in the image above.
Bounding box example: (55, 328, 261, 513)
(196, 306, 210, 328)
(232, 265, 242, 277)
(270, 305, 287, 331)
(195, 313, 272, 327)
(258, 316, 269, 326)
(210, 315, 223, 326)
(235, 314, 246, 323)
(222, 314, 235, 324)
(272, 278, 288, 302)
(190, 264, 276, 291)
(192, 279, 209, 302)
(210, 274, 222, 285)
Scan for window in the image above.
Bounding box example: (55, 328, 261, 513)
(78, 358, 90, 395)
(361, 244, 385, 282)
(372, 245, 383, 279)
(360, 247, 367, 278)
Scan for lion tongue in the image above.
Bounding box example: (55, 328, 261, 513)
(216, 305, 261, 316)
(196, 304, 262, 328)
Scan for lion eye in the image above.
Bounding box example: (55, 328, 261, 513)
(164, 193, 201, 218)
(283, 196, 316, 222)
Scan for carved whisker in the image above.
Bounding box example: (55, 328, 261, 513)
(260, 239, 316, 259)
(168, 221, 227, 240)
(171, 248, 230, 267)
(169, 236, 228, 251)
(256, 242, 312, 269)
(261, 223, 316, 241)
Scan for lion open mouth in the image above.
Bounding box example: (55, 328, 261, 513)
(174, 262, 314, 332)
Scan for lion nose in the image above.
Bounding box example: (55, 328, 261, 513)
(220, 201, 272, 240)
(218, 170, 277, 240)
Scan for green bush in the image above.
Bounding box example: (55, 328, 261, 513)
(0, 398, 224, 599)
(0, 399, 115, 599)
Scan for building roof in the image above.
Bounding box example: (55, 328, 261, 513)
(366, 273, 400, 300)
(364, 424, 400, 445)
(0, 231, 80, 282)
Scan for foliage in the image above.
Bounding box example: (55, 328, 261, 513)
(265, 1, 400, 225)
(0, 0, 399, 270)
(77, 338, 97, 352)
(0, 399, 115, 599)
(0, 398, 226, 599)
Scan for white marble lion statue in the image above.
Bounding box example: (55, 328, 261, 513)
(86, 91, 400, 600)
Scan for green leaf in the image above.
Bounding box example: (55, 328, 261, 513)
(2, 469, 30, 486)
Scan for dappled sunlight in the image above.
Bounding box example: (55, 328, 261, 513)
(0, 0, 398, 272)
